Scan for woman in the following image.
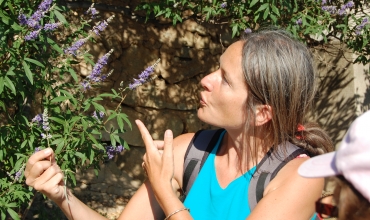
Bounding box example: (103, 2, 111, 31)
(25, 28, 333, 220)
(299, 110, 370, 220)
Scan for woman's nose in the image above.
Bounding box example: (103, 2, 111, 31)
(200, 71, 217, 91)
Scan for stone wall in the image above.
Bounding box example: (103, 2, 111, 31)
(58, 1, 369, 219)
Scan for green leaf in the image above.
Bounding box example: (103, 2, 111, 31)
(271, 5, 280, 16)
(117, 116, 124, 132)
(49, 116, 65, 125)
(47, 37, 63, 53)
(92, 102, 105, 113)
(7, 208, 19, 220)
(22, 61, 33, 85)
(51, 96, 70, 103)
(68, 67, 78, 82)
(256, 3, 269, 13)
(55, 139, 65, 154)
(263, 7, 270, 20)
(249, 0, 259, 8)
(54, 10, 68, 24)
(4, 76, 16, 95)
(24, 58, 45, 68)
(89, 147, 95, 162)
(87, 134, 104, 150)
(0, 77, 4, 94)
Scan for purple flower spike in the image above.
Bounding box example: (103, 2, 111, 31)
(64, 38, 87, 56)
(14, 170, 22, 181)
(116, 145, 123, 153)
(93, 21, 108, 36)
(38, 0, 53, 12)
(129, 59, 160, 90)
(25, 29, 41, 41)
(44, 22, 61, 31)
(346, 1, 354, 8)
(86, 49, 113, 83)
(18, 13, 28, 26)
(32, 114, 43, 124)
(81, 81, 91, 90)
(220, 2, 227, 8)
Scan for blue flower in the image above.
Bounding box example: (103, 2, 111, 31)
(220, 2, 227, 8)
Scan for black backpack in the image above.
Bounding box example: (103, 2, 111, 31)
(181, 129, 308, 210)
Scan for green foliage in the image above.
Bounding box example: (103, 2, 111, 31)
(137, 0, 370, 65)
(0, 0, 133, 218)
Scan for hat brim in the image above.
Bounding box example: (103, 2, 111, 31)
(298, 152, 339, 178)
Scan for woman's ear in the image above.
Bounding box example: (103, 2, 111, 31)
(255, 104, 272, 126)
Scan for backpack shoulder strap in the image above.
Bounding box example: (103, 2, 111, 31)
(248, 142, 308, 211)
(181, 128, 225, 201)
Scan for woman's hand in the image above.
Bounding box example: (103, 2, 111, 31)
(24, 148, 65, 203)
(135, 120, 175, 197)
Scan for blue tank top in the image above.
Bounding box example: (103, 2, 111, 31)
(184, 130, 257, 220)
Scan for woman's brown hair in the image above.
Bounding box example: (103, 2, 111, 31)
(239, 28, 333, 167)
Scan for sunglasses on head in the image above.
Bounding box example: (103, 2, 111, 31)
(315, 196, 338, 219)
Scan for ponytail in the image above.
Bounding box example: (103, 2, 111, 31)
(290, 122, 334, 156)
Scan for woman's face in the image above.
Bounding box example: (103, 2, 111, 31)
(198, 41, 249, 130)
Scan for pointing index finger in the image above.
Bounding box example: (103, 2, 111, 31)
(135, 120, 156, 153)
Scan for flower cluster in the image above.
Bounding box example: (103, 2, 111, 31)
(64, 38, 88, 56)
(321, 5, 337, 14)
(355, 17, 369, 35)
(81, 49, 114, 90)
(128, 59, 161, 90)
(31, 113, 43, 125)
(7, 163, 26, 182)
(321, 1, 354, 16)
(105, 145, 124, 160)
(220, 2, 227, 8)
(296, 18, 303, 26)
(85, 3, 98, 18)
(44, 22, 62, 31)
(64, 15, 114, 56)
(18, 0, 60, 41)
(41, 108, 52, 139)
(32, 109, 52, 139)
(92, 111, 105, 121)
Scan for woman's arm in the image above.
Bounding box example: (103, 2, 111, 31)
(25, 148, 107, 220)
(248, 157, 324, 220)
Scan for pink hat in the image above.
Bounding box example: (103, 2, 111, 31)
(298, 110, 370, 202)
